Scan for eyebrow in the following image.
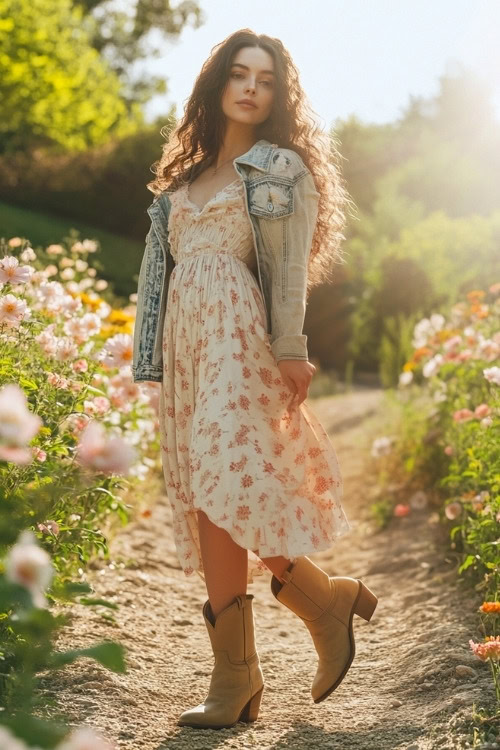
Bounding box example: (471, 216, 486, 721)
(230, 63, 275, 76)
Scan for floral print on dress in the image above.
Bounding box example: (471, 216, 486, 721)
(159, 177, 352, 584)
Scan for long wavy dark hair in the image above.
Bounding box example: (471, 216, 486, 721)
(147, 28, 356, 292)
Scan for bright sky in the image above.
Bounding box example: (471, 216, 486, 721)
(139, 0, 500, 129)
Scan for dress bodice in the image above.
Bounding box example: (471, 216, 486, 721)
(167, 178, 257, 273)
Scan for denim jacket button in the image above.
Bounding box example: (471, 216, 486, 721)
(267, 201, 274, 212)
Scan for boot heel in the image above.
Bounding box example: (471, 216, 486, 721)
(239, 685, 264, 723)
(353, 580, 378, 621)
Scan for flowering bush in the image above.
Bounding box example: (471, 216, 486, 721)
(369, 283, 500, 719)
(0, 233, 161, 746)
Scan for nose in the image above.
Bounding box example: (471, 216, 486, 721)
(244, 79, 256, 94)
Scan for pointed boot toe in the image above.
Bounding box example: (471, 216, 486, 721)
(177, 594, 264, 729)
(270, 557, 378, 703)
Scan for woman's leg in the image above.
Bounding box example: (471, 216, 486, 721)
(260, 555, 294, 582)
(197, 510, 248, 619)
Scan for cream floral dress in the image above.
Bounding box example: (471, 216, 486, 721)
(158, 177, 352, 584)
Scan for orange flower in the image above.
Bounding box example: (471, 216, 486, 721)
(466, 289, 485, 301)
(480, 602, 500, 615)
(403, 361, 417, 372)
(412, 346, 433, 362)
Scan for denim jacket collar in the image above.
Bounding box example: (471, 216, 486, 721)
(150, 138, 274, 215)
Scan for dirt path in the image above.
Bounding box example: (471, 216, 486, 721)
(39, 386, 493, 750)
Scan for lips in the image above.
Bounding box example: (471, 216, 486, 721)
(236, 100, 257, 108)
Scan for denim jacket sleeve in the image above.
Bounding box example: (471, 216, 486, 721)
(259, 159, 320, 363)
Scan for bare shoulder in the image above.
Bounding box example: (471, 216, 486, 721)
(267, 145, 309, 180)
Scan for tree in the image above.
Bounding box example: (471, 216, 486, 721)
(73, 0, 204, 112)
(0, 0, 145, 152)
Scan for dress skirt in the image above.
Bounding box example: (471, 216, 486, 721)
(157, 178, 352, 584)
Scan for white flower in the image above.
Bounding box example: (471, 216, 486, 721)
(98, 333, 133, 369)
(0, 725, 30, 749)
(483, 366, 500, 386)
(0, 384, 42, 464)
(0, 294, 31, 327)
(4, 529, 54, 609)
(409, 490, 428, 510)
(480, 416, 493, 428)
(423, 354, 444, 378)
(398, 371, 413, 386)
(75, 420, 136, 475)
(371, 436, 394, 458)
(0, 256, 34, 285)
(412, 314, 446, 348)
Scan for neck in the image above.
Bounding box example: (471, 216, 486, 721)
(215, 122, 258, 169)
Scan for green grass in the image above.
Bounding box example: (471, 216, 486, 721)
(0, 201, 144, 302)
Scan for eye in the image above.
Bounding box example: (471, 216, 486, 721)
(231, 72, 243, 79)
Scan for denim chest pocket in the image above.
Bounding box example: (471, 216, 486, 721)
(248, 180, 294, 220)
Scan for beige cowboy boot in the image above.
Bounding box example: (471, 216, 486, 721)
(177, 593, 265, 728)
(270, 556, 378, 703)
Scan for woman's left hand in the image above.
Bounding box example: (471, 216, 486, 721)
(277, 360, 316, 406)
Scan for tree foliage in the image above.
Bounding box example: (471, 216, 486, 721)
(0, 0, 145, 152)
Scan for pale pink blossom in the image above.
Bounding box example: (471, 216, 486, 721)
(443, 335, 462, 352)
(47, 372, 70, 389)
(68, 380, 84, 393)
(43, 264, 59, 278)
(46, 244, 64, 255)
(477, 338, 500, 361)
(444, 445, 454, 455)
(72, 358, 89, 373)
(83, 397, 110, 416)
(0, 724, 29, 749)
(99, 333, 133, 369)
(71, 240, 98, 254)
(0, 256, 34, 285)
(394, 504, 411, 517)
(489, 281, 500, 295)
(480, 416, 493, 428)
(60, 267, 75, 280)
(0, 383, 42, 448)
(61, 413, 90, 436)
(371, 436, 394, 458)
(8, 237, 23, 247)
(453, 408, 474, 422)
(444, 501, 462, 520)
(474, 403, 491, 418)
(483, 367, 500, 386)
(456, 349, 473, 362)
(37, 520, 59, 535)
(409, 490, 428, 510)
(469, 636, 500, 662)
(32, 446, 47, 462)
(36, 280, 65, 310)
(54, 337, 79, 362)
(75, 420, 136, 475)
(0, 294, 31, 327)
(35, 324, 59, 355)
(20, 246, 36, 262)
(5, 529, 54, 608)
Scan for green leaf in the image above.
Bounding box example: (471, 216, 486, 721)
(48, 641, 126, 673)
(78, 597, 118, 609)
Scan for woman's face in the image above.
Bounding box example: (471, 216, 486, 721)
(221, 45, 275, 127)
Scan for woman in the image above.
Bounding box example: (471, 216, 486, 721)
(132, 29, 378, 729)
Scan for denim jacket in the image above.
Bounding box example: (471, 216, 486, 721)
(132, 138, 320, 383)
